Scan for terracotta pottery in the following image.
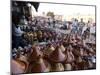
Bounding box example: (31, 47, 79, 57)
(63, 48, 74, 70)
(76, 35, 81, 41)
(64, 63, 72, 71)
(44, 44, 55, 56)
(76, 61, 88, 70)
(69, 38, 74, 44)
(83, 50, 88, 56)
(33, 32, 38, 41)
(89, 48, 95, 55)
(59, 44, 65, 52)
(76, 56, 83, 63)
(51, 63, 64, 72)
(64, 49, 74, 63)
(79, 48, 84, 56)
(49, 46, 66, 63)
(88, 60, 94, 69)
(18, 55, 28, 64)
(28, 46, 43, 62)
(11, 59, 28, 74)
(67, 45, 73, 51)
(33, 32, 37, 38)
(31, 55, 51, 73)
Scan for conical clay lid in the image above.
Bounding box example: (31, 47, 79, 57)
(31, 56, 50, 73)
(11, 59, 26, 74)
(49, 46, 66, 63)
(29, 46, 43, 62)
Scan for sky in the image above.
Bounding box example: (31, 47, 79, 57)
(32, 2, 95, 22)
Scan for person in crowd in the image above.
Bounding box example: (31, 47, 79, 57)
(82, 20, 95, 41)
(71, 18, 79, 34)
(48, 18, 51, 26)
(78, 18, 85, 36)
(20, 16, 28, 25)
(82, 23, 89, 39)
(84, 20, 92, 39)
(90, 23, 96, 41)
(12, 13, 26, 48)
(53, 18, 56, 28)
(62, 20, 67, 29)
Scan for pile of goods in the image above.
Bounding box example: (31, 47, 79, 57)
(22, 30, 57, 44)
(11, 34, 96, 74)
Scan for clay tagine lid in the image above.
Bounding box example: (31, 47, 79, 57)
(44, 44, 55, 56)
(64, 48, 74, 63)
(64, 63, 72, 71)
(31, 55, 50, 73)
(29, 46, 43, 62)
(59, 43, 65, 52)
(11, 59, 27, 74)
(49, 46, 66, 63)
(76, 35, 81, 41)
(51, 63, 64, 72)
(67, 45, 73, 51)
